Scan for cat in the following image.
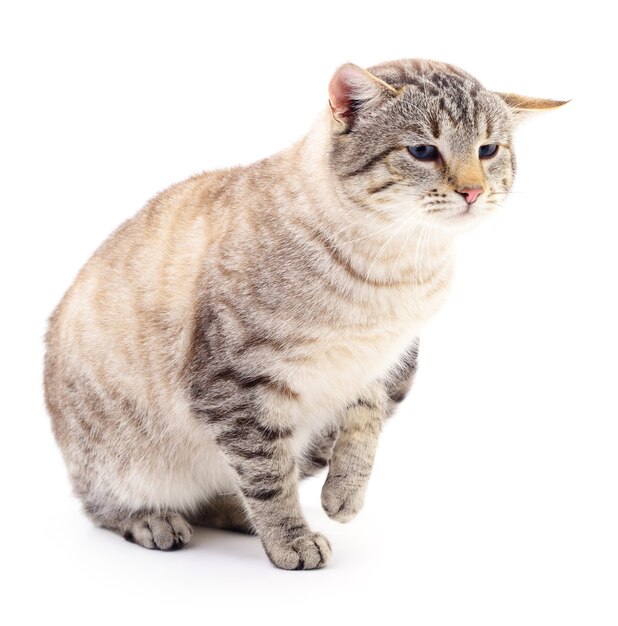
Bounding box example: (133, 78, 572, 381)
(44, 58, 566, 570)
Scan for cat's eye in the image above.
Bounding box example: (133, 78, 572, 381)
(408, 145, 439, 161)
(479, 144, 499, 159)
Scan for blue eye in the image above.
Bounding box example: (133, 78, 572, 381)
(408, 145, 439, 161)
(479, 144, 499, 158)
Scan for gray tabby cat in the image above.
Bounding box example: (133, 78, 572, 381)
(44, 59, 566, 569)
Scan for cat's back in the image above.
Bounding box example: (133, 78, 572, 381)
(45, 166, 241, 409)
(43, 165, 264, 511)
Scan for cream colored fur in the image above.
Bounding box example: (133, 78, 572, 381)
(44, 58, 566, 567)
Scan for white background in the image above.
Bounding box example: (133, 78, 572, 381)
(1, 1, 616, 625)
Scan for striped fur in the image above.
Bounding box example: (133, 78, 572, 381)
(44, 59, 565, 569)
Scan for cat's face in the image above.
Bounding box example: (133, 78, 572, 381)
(328, 59, 566, 234)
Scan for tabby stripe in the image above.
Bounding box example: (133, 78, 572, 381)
(211, 367, 299, 400)
(193, 401, 252, 423)
(292, 217, 410, 288)
(348, 398, 379, 410)
(284, 523, 306, 534)
(308, 455, 328, 468)
(367, 180, 397, 194)
(342, 146, 401, 178)
(224, 414, 294, 441)
(219, 441, 274, 459)
(390, 63, 408, 86)
(388, 389, 408, 404)
(285, 223, 360, 299)
(241, 486, 282, 501)
(438, 96, 463, 127)
(430, 115, 441, 139)
(247, 470, 289, 485)
(241, 333, 291, 354)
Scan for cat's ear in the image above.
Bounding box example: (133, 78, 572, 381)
(328, 63, 398, 128)
(495, 92, 570, 122)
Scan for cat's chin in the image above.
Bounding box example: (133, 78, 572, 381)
(429, 208, 488, 235)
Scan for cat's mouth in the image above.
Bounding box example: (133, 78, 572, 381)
(426, 204, 474, 218)
(451, 205, 474, 217)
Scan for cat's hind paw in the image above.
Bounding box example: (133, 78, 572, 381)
(123, 512, 193, 551)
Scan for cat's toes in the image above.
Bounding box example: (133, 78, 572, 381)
(321, 476, 366, 523)
(265, 533, 332, 570)
(124, 513, 193, 551)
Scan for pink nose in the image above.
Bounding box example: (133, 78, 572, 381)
(457, 188, 483, 204)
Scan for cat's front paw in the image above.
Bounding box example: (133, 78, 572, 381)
(264, 533, 332, 570)
(321, 475, 366, 523)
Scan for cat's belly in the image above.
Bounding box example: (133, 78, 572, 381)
(99, 415, 239, 511)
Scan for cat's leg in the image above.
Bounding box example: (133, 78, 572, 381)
(322, 339, 420, 522)
(85, 503, 193, 551)
(219, 418, 330, 570)
(188, 494, 256, 535)
(190, 429, 337, 537)
(321, 384, 387, 522)
(193, 388, 331, 570)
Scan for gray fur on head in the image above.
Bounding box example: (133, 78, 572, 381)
(328, 59, 565, 232)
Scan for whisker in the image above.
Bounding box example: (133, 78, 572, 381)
(388, 215, 421, 285)
(329, 205, 392, 241)
(337, 218, 408, 247)
(412, 222, 430, 286)
(362, 212, 413, 296)
(417, 218, 434, 285)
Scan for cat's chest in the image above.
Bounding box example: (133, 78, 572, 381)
(285, 266, 452, 415)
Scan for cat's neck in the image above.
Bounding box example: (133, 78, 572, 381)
(285, 111, 455, 285)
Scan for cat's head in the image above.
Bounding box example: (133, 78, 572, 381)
(327, 59, 567, 233)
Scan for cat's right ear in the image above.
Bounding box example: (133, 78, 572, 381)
(328, 63, 398, 129)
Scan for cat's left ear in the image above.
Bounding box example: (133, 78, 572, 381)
(495, 92, 570, 122)
(328, 63, 398, 128)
